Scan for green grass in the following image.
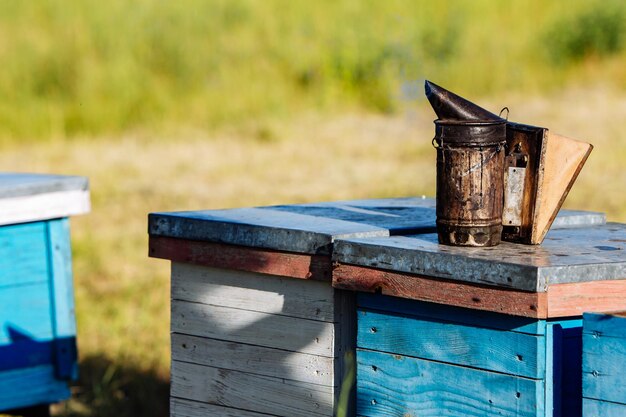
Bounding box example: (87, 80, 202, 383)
(0, 0, 625, 140)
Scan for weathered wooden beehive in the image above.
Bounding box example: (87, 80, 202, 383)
(583, 311, 626, 416)
(0, 173, 90, 415)
(148, 197, 607, 417)
(333, 222, 626, 417)
(148, 198, 437, 417)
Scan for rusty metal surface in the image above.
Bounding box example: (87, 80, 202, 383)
(333, 223, 626, 292)
(425, 80, 502, 121)
(429, 85, 507, 247)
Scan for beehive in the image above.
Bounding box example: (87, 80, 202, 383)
(0, 173, 89, 413)
(148, 198, 606, 417)
(333, 223, 626, 417)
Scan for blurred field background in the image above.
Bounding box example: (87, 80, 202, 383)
(0, 1, 625, 416)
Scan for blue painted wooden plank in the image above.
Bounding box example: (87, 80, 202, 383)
(545, 323, 561, 417)
(357, 309, 545, 379)
(560, 329, 582, 417)
(0, 282, 54, 345)
(0, 221, 49, 288)
(583, 312, 626, 405)
(0, 364, 70, 411)
(357, 293, 546, 335)
(46, 219, 78, 381)
(357, 349, 544, 417)
(0, 334, 54, 372)
(583, 398, 626, 417)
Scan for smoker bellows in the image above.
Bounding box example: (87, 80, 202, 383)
(425, 80, 593, 246)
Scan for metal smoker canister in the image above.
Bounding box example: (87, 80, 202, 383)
(434, 119, 506, 246)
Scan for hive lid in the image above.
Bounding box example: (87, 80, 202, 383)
(333, 222, 625, 292)
(149, 196, 604, 256)
(0, 173, 90, 225)
(149, 198, 438, 255)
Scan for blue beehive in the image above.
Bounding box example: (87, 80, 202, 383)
(583, 311, 626, 416)
(0, 173, 89, 414)
(333, 222, 626, 417)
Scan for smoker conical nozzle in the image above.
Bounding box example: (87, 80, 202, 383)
(424, 80, 503, 121)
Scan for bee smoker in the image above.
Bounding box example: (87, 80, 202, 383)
(426, 80, 507, 247)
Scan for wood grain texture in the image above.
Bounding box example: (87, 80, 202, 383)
(583, 397, 626, 417)
(333, 264, 546, 318)
(0, 282, 53, 345)
(583, 312, 626, 405)
(172, 333, 334, 385)
(171, 262, 336, 321)
(547, 280, 626, 317)
(356, 292, 546, 335)
(356, 349, 544, 417)
(151, 236, 331, 281)
(171, 360, 334, 417)
(357, 309, 545, 378)
(0, 190, 90, 227)
(171, 300, 336, 356)
(47, 219, 78, 380)
(0, 365, 70, 412)
(0, 221, 49, 288)
(533, 131, 593, 244)
(171, 398, 274, 417)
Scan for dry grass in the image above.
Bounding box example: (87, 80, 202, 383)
(0, 88, 623, 416)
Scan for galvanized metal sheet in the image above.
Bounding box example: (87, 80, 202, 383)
(333, 223, 626, 292)
(150, 197, 606, 256)
(149, 198, 438, 255)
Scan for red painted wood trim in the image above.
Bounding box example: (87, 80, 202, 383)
(547, 279, 626, 317)
(332, 264, 547, 318)
(149, 236, 331, 281)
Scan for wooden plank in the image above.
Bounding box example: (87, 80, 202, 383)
(171, 262, 336, 321)
(0, 365, 70, 412)
(533, 131, 593, 244)
(171, 300, 336, 356)
(357, 309, 545, 378)
(356, 349, 544, 417)
(47, 219, 78, 380)
(172, 333, 335, 386)
(334, 264, 546, 318)
(171, 398, 274, 417)
(356, 293, 546, 335)
(0, 282, 53, 345)
(544, 323, 561, 417)
(583, 312, 626, 405)
(583, 397, 626, 417)
(560, 328, 583, 417)
(152, 236, 331, 281)
(547, 280, 626, 317)
(171, 360, 334, 417)
(0, 189, 90, 226)
(0, 221, 49, 288)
